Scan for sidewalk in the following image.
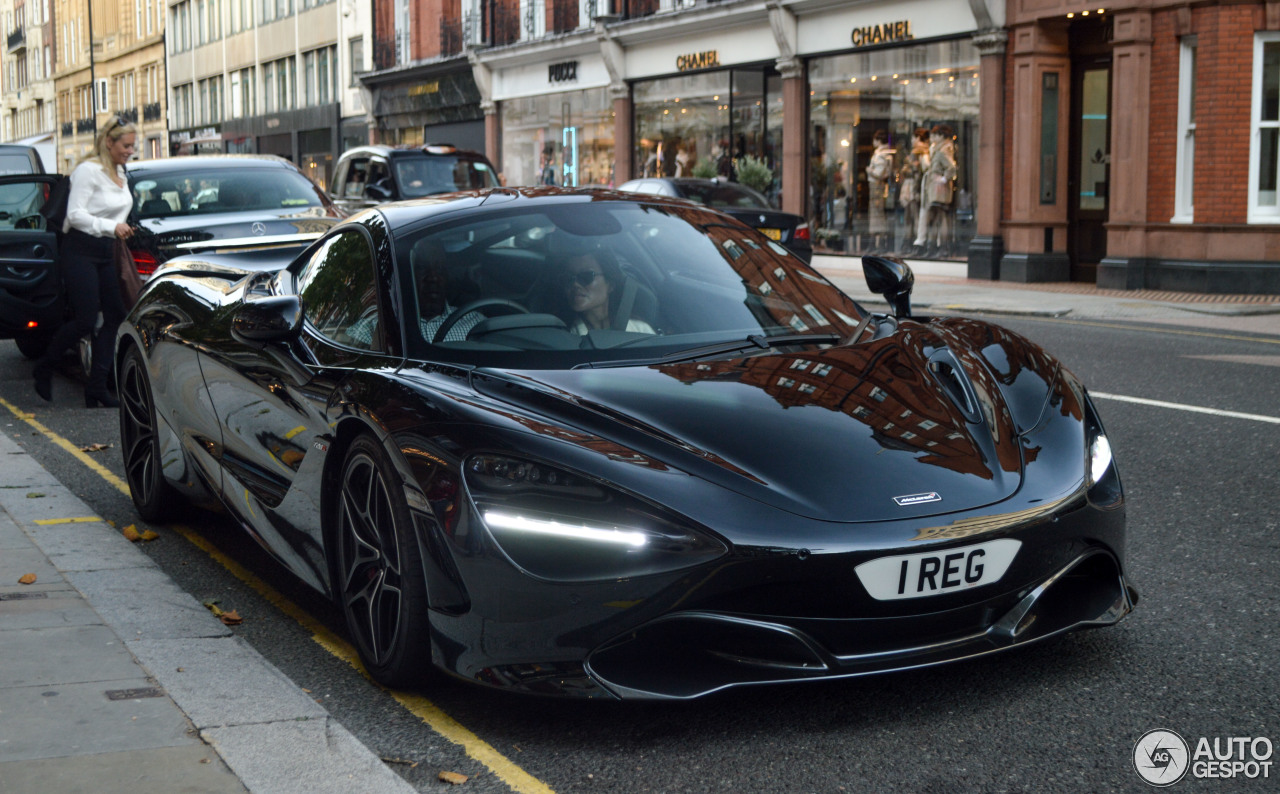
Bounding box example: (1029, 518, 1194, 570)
(812, 254, 1280, 338)
(0, 430, 415, 794)
(1, 258, 1277, 794)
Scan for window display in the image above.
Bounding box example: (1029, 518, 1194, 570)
(633, 67, 783, 207)
(501, 88, 614, 188)
(809, 39, 980, 258)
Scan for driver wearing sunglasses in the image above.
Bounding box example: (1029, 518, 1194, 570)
(561, 249, 654, 335)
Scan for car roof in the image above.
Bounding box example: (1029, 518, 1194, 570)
(340, 144, 491, 161)
(370, 186, 709, 229)
(125, 154, 301, 175)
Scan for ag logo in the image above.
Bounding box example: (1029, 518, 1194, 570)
(1134, 729, 1190, 787)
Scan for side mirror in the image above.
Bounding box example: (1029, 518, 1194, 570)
(232, 295, 303, 344)
(862, 255, 915, 319)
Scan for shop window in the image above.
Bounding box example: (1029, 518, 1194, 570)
(1249, 33, 1280, 222)
(808, 39, 980, 258)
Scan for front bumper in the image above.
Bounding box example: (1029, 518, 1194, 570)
(586, 548, 1137, 700)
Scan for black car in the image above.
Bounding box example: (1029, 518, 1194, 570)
(0, 172, 62, 357)
(126, 154, 342, 276)
(330, 143, 500, 215)
(617, 177, 812, 263)
(117, 188, 1135, 700)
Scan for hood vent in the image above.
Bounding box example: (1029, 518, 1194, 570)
(928, 349, 981, 424)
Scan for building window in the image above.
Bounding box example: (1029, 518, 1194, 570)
(349, 37, 362, 86)
(1173, 37, 1197, 223)
(1250, 32, 1280, 222)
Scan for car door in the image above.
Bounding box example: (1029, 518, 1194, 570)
(198, 227, 399, 590)
(0, 174, 63, 354)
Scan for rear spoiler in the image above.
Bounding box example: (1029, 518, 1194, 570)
(174, 232, 324, 253)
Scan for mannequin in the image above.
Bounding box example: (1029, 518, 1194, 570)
(865, 130, 893, 254)
(899, 128, 929, 255)
(915, 124, 957, 258)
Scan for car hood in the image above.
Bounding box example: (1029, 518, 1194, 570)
(473, 328, 1039, 523)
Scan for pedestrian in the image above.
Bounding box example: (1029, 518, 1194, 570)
(33, 114, 137, 408)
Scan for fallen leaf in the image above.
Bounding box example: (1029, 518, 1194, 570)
(122, 524, 142, 541)
(203, 600, 224, 617)
(139, 529, 160, 542)
(79, 443, 113, 452)
(219, 610, 243, 626)
(381, 757, 419, 768)
(438, 771, 469, 784)
(26, 492, 44, 498)
(18, 573, 37, 585)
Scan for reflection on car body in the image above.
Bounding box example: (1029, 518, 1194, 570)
(116, 187, 1135, 700)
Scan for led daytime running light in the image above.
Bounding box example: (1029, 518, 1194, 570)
(1089, 433, 1113, 486)
(484, 510, 648, 547)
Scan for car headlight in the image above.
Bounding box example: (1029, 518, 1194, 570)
(1084, 394, 1123, 508)
(464, 454, 728, 582)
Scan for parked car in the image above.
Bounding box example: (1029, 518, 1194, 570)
(126, 154, 342, 276)
(329, 143, 499, 214)
(117, 186, 1134, 699)
(616, 177, 812, 262)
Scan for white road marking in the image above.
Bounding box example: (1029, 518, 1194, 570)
(1091, 392, 1280, 424)
(1183, 354, 1280, 367)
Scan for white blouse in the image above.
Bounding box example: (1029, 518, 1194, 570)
(65, 161, 133, 238)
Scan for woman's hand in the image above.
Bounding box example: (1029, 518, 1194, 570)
(115, 223, 133, 240)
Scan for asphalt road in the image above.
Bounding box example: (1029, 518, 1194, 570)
(1, 313, 1276, 793)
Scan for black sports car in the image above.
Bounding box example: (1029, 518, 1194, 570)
(116, 187, 1136, 700)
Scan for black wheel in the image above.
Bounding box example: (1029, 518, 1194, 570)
(118, 346, 181, 521)
(14, 331, 51, 359)
(335, 434, 433, 687)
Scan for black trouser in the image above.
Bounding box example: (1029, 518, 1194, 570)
(40, 229, 126, 391)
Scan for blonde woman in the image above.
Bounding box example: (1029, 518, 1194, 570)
(33, 115, 136, 407)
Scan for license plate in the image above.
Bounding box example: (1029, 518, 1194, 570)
(758, 227, 782, 241)
(854, 539, 1021, 601)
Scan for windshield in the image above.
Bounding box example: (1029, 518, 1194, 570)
(131, 167, 327, 219)
(675, 182, 770, 210)
(394, 199, 867, 368)
(396, 155, 498, 197)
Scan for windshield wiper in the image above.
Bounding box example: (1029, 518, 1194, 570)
(578, 333, 842, 369)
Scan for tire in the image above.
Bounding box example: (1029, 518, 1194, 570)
(15, 331, 51, 359)
(118, 346, 181, 521)
(335, 434, 433, 687)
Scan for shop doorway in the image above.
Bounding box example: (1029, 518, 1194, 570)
(1067, 23, 1112, 282)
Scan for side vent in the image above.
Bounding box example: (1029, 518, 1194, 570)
(928, 349, 982, 424)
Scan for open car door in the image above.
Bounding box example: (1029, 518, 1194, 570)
(0, 173, 62, 358)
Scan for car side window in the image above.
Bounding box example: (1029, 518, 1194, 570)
(367, 160, 392, 197)
(343, 157, 370, 198)
(0, 180, 49, 231)
(295, 230, 383, 351)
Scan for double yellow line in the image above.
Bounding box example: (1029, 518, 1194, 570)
(0, 395, 553, 794)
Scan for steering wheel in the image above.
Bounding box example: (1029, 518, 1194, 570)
(432, 298, 530, 343)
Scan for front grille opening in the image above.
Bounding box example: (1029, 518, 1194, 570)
(589, 617, 829, 699)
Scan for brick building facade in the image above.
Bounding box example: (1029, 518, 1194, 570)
(972, 1, 1280, 293)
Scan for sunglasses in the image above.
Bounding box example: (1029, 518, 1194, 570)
(563, 270, 603, 288)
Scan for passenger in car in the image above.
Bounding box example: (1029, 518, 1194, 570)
(559, 247, 655, 335)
